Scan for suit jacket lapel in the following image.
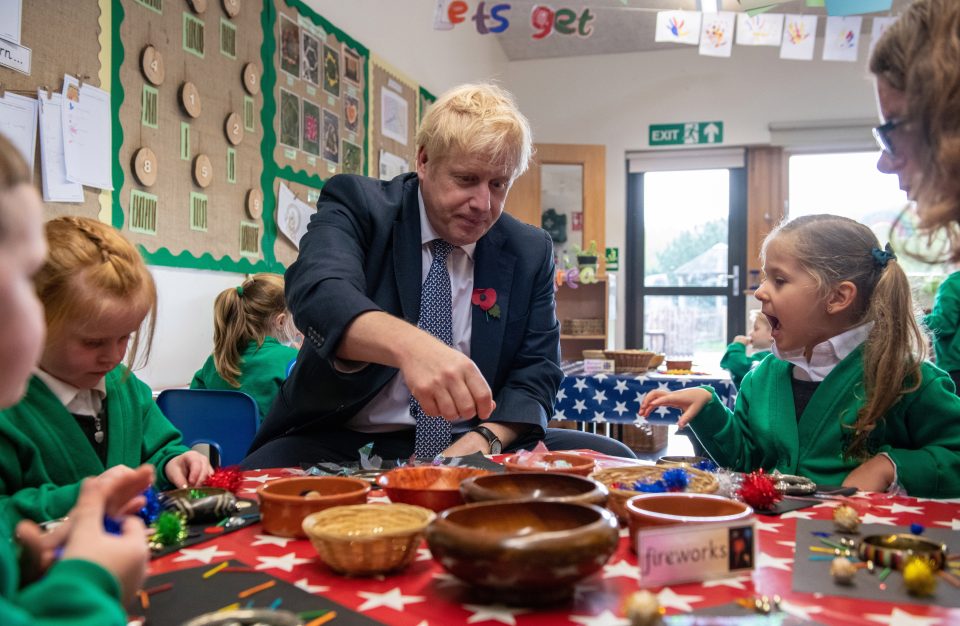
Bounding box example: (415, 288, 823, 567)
(471, 224, 515, 384)
(394, 178, 422, 324)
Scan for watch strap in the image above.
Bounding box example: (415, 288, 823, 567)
(472, 425, 502, 452)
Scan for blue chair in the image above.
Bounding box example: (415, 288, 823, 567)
(156, 389, 259, 468)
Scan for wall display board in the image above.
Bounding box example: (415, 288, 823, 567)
(418, 85, 436, 131)
(368, 55, 417, 181)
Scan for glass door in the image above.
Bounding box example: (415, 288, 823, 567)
(626, 167, 747, 371)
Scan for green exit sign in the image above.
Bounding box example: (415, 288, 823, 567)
(649, 121, 724, 146)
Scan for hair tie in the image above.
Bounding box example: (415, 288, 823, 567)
(236, 285, 244, 297)
(871, 243, 897, 268)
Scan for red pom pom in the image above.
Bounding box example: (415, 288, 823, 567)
(737, 469, 782, 510)
(203, 467, 243, 493)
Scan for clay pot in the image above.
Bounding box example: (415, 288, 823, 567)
(461, 472, 608, 508)
(376, 466, 493, 512)
(502, 452, 596, 477)
(625, 493, 753, 552)
(257, 477, 369, 538)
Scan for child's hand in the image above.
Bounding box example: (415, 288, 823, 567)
(164, 450, 214, 488)
(639, 388, 712, 427)
(733, 335, 750, 346)
(842, 455, 896, 493)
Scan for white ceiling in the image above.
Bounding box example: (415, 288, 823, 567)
(494, 0, 910, 61)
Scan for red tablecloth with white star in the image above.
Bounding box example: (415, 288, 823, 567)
(149, 464, 960, 626)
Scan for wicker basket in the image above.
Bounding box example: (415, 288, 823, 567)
(563, 318, 604, 336)
(590, 466, 719, 523)
(581, 349, 607, 360)
(603, 349, 655, 373)
(647, 353, 665, 369)
(620, 423, 669, 453)
(302, 503, 435, 576)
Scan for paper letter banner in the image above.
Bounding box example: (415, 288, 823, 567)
(780, 14, 817, 60)
(735, 13, 784, 47)
(656, 11, 702, 46)
(826, 0, 892, 16)
(699, 12, 735, 58)
(870, 16, 898, 51)
(433, 0, 453, 30)
(822, 16, 862, 62)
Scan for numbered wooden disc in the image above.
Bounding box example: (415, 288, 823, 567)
(193, 154, 213, 188)
(180, 82, 202, 118)
(225, 112, 244, 146)
(186, 0, 207, 13)
(246, 188, 263, 220)
(242, 63, 260, 95)
(222, 0, 240, 18)
(133, 147, 158, 187)
(141, 46, 165, 86)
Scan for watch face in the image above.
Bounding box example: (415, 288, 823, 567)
(490, 441, 502, 455)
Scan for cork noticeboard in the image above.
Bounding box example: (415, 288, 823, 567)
(368, 55, 417, 181)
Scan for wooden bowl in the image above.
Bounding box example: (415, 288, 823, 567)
(257, 477, 370, 538)
(590, 465, 719, 524)
(657, 455, 710, 468)
(425, 500, 619, 605)
(665, 359, 694, 370)
(302, 503, 436, 576)
(460, 472, 608, 508)
(647, 353, 665, 369)
(377, 466, 493, 512)
(625, 493, 753, 552)
(502, 451, 596, 476)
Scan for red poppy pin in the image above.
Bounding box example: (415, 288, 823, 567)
(472, 288, 501, 320)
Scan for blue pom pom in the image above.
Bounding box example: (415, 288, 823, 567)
(102, 516, 123, 535)
(636, 479, 667, 493)
(137, 486, 162, 524)
(662, 468, 690, 491)
(694, 459, 719, 472)
(910, 523, 925, 535)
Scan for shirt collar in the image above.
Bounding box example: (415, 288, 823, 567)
(418, 189, 476, 260)
(772, 322, 873, 382)
(33, 368, 107, 407)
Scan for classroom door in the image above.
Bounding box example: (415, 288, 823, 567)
(625, 154, 747, 370)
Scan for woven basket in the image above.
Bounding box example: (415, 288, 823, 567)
(620, 423, 669, 453)
(590, 466, 719, 523)
(603, 349, 655, 373)
(563, 318, 604, 336)
(647, 353, 665, 369)
(302, 503, 435, 576)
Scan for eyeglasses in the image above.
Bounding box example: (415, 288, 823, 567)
(872, 118, 908, 156)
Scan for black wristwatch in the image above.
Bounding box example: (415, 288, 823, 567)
(472, 425, 502, 454)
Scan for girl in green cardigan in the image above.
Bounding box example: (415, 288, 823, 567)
(642, 214, 960, 498)
(191, 273, 299, 419)
(924, 271, 960, 391)
(0, 133, 153, 625)
(720, 310, 772, 388)
(0, 216, 214, 525)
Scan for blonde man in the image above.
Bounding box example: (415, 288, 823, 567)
(246, 83, 634, 465)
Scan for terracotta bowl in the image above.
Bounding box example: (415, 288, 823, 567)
(460, 472, 608, 508)
(625, 493, 753, 552)
(665, 359, 694, 371)
(502, 452, 596, 477)
(425, 500, 619, 605)
(377, 466, 493, 512)
(257, 477, 370, 538)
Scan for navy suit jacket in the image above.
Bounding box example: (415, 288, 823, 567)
(249, 172, 563, 452)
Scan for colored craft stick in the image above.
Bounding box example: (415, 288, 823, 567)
(217, 602, 241, 612)
(300, 611, 331, 620)
(205, 526, 225, 535)
(877, 567, 892, 582)
(270, 597, 284, 609)
(818, 538, 848, 551)
(238, 580, 276, 598)
(138, 590, 150, 610)
(144, 582, 174, 596)
(808, 555, 834, 561)
(939, 569, 960, 589)
(306, 612, 337, 626)
(203, 562, 229, 578)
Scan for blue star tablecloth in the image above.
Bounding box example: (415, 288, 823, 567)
(552, 364, 737, 425)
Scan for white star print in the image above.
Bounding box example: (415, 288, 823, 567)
(654, 406, 672, 417)
(573, 399, 588, 414)
(432, 572, 464, 588)
(593, 411, 607, 422)
(634, 391, 647, 405)
(634, 415, 649, 426)
(293, 577, 329, 594)
(574, 378, 588, 392)
(462, 603, 530, 625)
(556, 388, 567, 401)
(243, 474, 281, 484)
(780, 509, 816, 520)
(776, 540, 796, 550)
(865, 608, 943, 626)
(877, 502, 924, 515)
(602, 559, 640, 580)
(756, 552, 793, 571)
(593, 389, 608, 404)
(613, 401, 629, 416)
(634, 374, 649, 383)
(779, 599, 824, 621)
(614, 379, 629, 394)
(172, 545, 234, 565)
(254, 552, 312, 572)
(553, 409, 567, 420)
(250, 534, 296, 547)
(656, 587, 704, 612)
(656, 382, 672, 392)
(934, 518, 960, 530)
(416, 547, 433, 561)
(568, 609, 630, 626)
(593, 373, 609, 382)
(861, 513, 897, 525)
(357, 587, 426, 612)
(702, 573, 752, 589)
(754, 520, 782, 533)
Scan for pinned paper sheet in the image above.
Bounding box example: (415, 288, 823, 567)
(37, 90, 83, 203)
(655, 11, 702, 46)
(826, 0, 892, 16)
(61, 74, 113, 190)
(380, 87, 409, 145)
(870, 16, 898, 51)
(735, 13, 784, 47)
(823, 16, 862, 62)
(780, 14, 817, 61)
(276, 182, 315, 249)
(379, 150, 409, 181)
(0, 92, 37, 173)
(699, 12, 735, 58)
(0, 0, 22, 44)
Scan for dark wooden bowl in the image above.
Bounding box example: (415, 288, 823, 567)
(376, 466, 493, 512)
(502, 452, 596, 477)
(425, 500, 619, 605)
(625, 493, 753, 552)
(460, 472, 608, 508)
(257, 477, 370, 538)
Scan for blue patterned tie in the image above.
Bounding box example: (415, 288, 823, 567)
(411, 239, 455, 459)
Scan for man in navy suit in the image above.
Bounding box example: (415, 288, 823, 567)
(243, 83, 634, 467)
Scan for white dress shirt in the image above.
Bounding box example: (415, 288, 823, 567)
(34, 369, 107, 416)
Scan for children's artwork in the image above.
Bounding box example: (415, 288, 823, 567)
(322, 44, 340, 97)
(822, 15, 862, 62)
(343, 45, 361, 85)
(302, 99, 321, 156)
(279, 13, 300, 77)
(380, 86, 409, 145)
(277, 182, 315, 248)
(0, 91, 37, 174)
(301, 31, 320, 85)
(379, 149, 409, 180)
(61, 74, 113, 190)
(37, 91, 83, 202)
(780, 14, 817, 60)
(735, 13, 785, 47)
(342, 139, 362, 175)
(343, 93, 359, 133)
(279, 89, 300, 149)
(322, 109, 339, 163)
(698, 12, 735, 58)
(655, 10, 701, 46)
(870, 16, 898, 51)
